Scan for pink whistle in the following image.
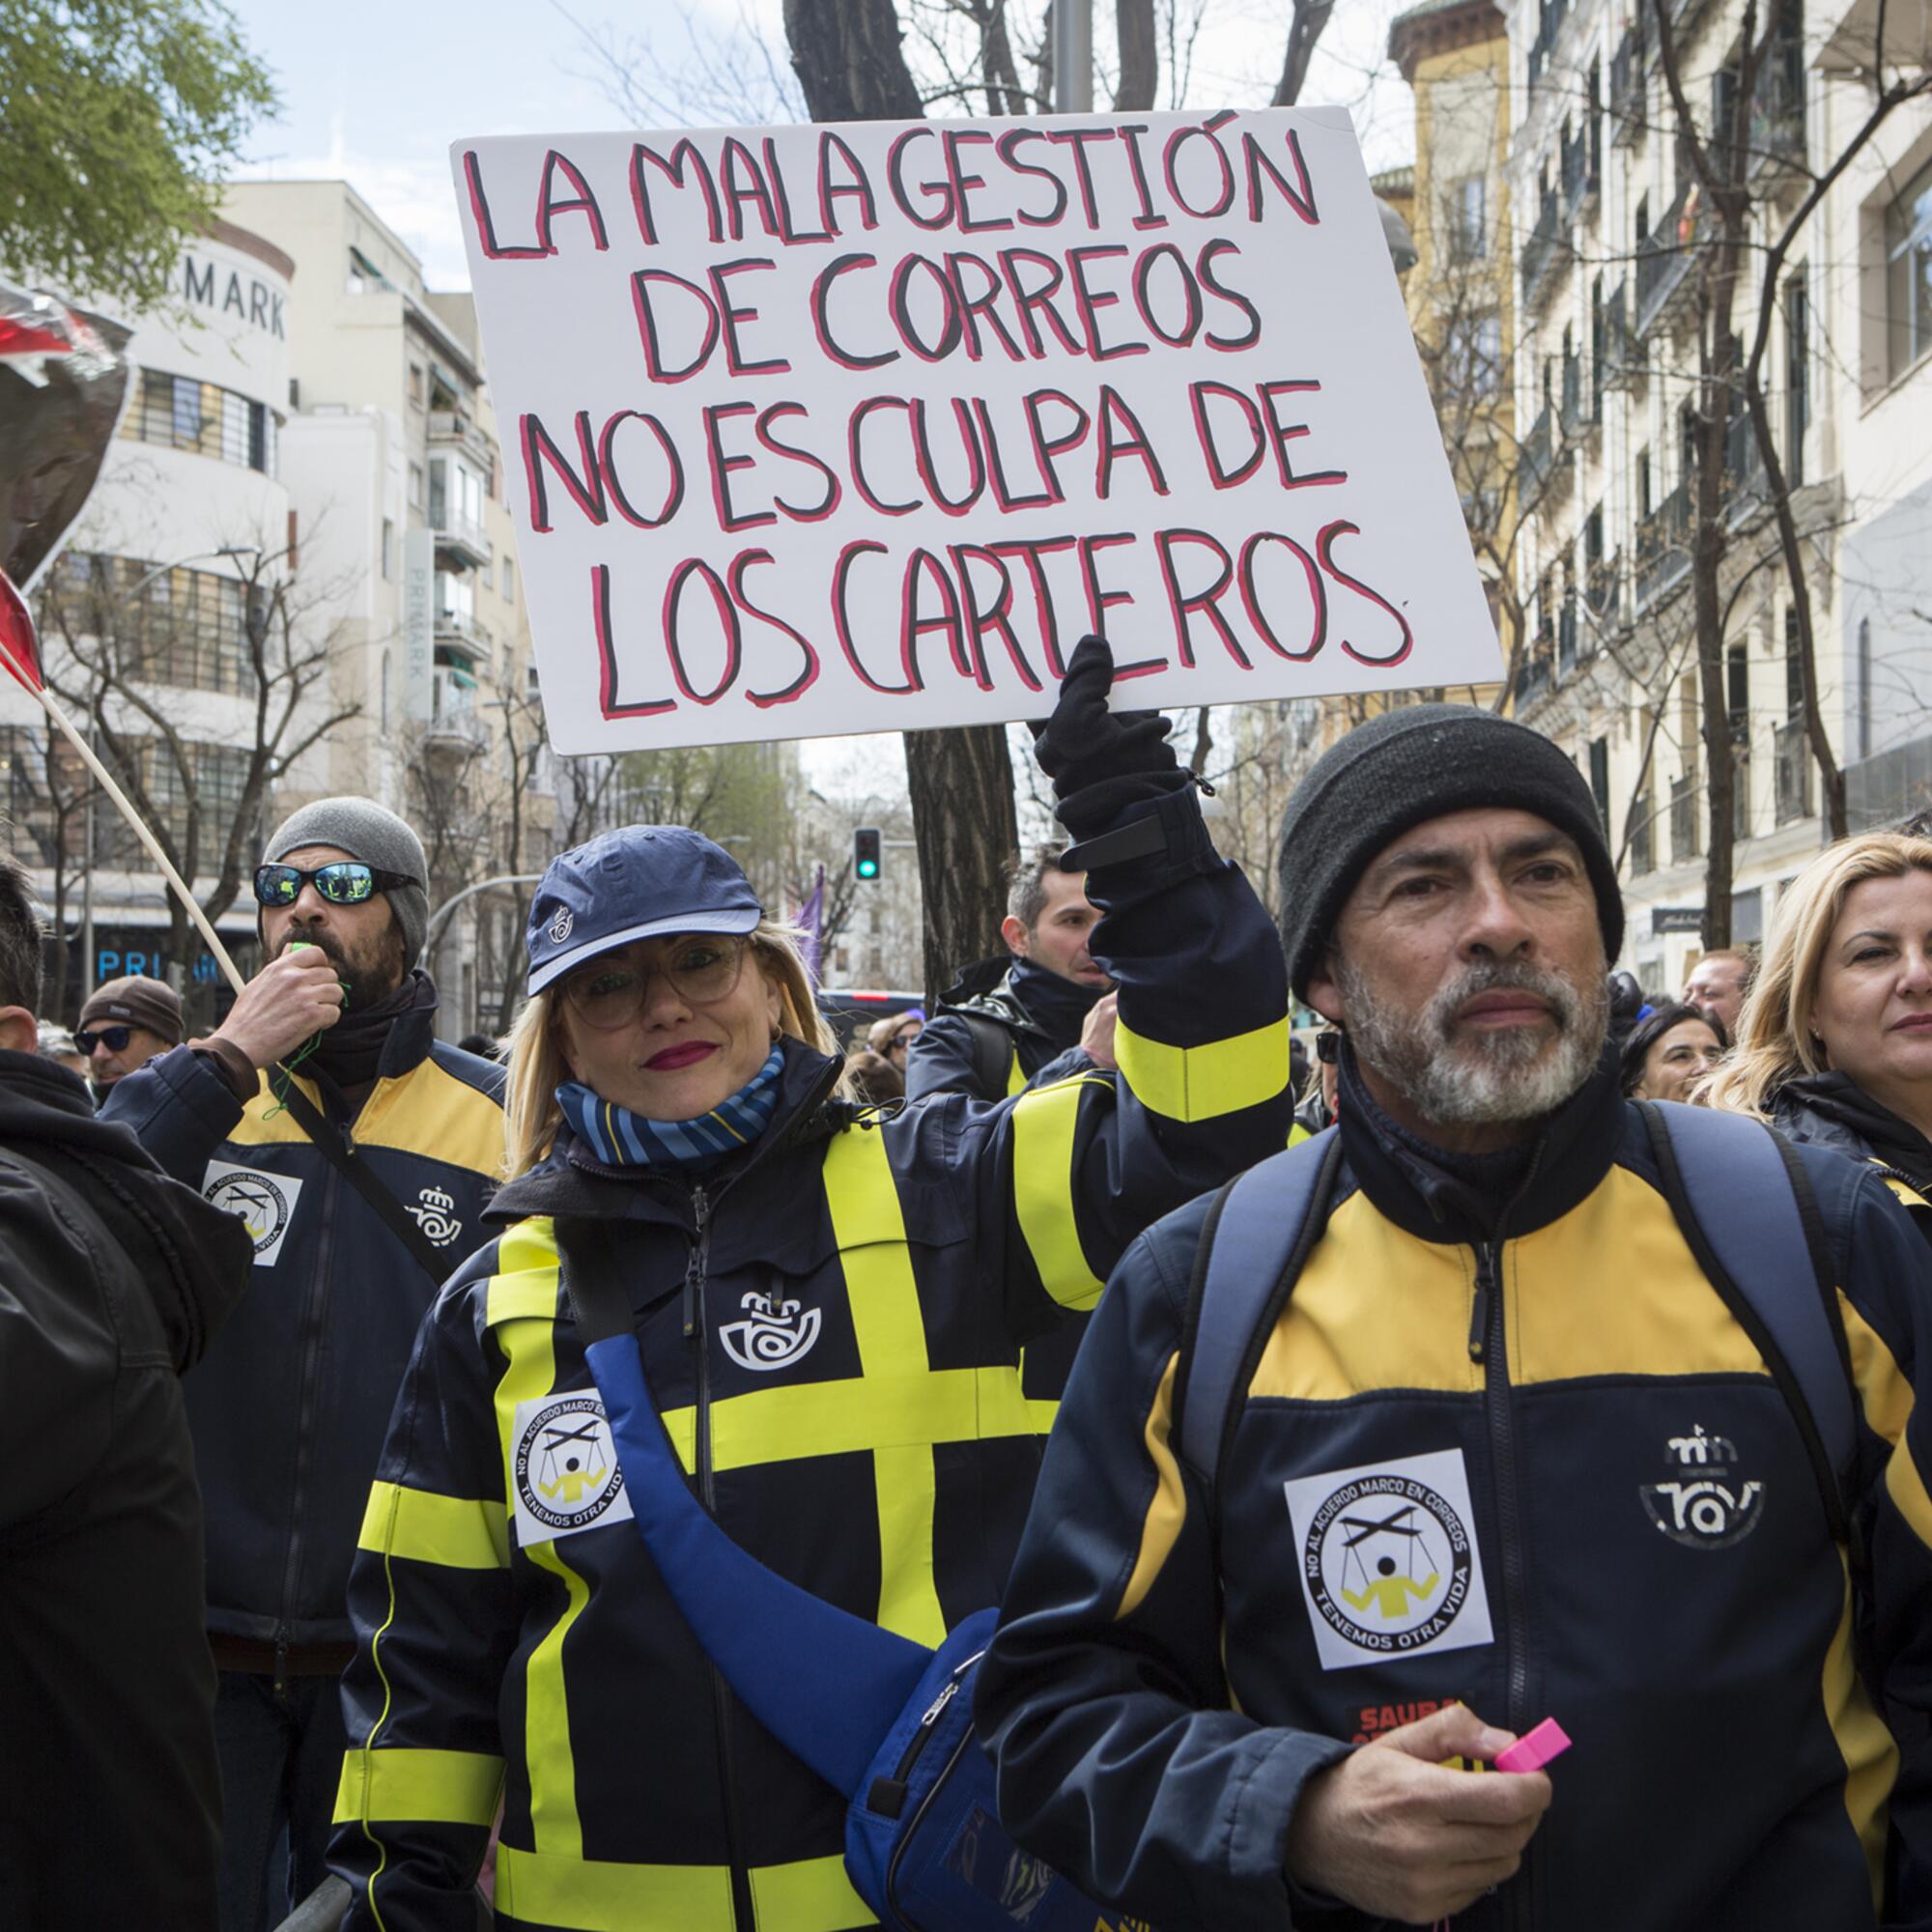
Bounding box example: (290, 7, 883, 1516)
(1494, 1719, 1571, 1774)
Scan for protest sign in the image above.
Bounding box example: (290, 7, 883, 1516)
(453, 108, 1500, 753)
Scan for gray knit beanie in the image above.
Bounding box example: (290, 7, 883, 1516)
(264, 796, 430, 964)
(1277, 703, 1626, 1000)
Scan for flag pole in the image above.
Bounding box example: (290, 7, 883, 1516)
(29, 681, 247, 997)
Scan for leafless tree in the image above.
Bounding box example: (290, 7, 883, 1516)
(37, 527, 358, 1009)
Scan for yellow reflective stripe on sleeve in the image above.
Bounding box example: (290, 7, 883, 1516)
(751, 1853, 878, 1930)
(333, 1747, 504, 1827)
(358, 1481, 509, 1570)
(490, 1231, 595, 1861)
(1115, 1015, 1291, 1123)
(1011, 1076, 1111, 1311)
(1118, 1352, 1185, 1621)
(1005, 1048, 1026, 1097)
(495, 1844, 736, 1931)
(1837, 1291, 1914, 1446)
(822, 1125, 947, 1647)
(1820, 1553, 1897, 1909)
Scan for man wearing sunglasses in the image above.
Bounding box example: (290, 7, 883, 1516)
(74, 973, 184, 1094)
(100, 796, 507, 1932)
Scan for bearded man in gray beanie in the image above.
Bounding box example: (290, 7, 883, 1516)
(102, 796, 507, 1932)
(980, 703, 1932, 1932)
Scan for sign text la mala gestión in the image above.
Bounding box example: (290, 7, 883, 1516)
(454, 108, 1500, 753)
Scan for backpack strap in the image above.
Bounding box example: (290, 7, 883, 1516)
(956, 1009, 1018, 1102)
(1175, 1128, 1344, 1491)
(1636, 1100, 1858, 1540)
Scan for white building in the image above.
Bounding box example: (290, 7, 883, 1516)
(1502, 0, 1932, 993)
(3, 218, 309, 1018)
(225, 179, 547, 1035)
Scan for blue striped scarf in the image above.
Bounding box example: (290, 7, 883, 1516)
(557, 1043, 785, 1171)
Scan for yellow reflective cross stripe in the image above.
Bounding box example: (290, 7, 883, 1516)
(1012, 1076, 1111, 1310)
(1005, 1049, 1026, 1097)
(821, 1125, 947, 1648)
(332, 1747, 503, 1828)
(489, 1222, 595, 1861)
(1115, 1014, 1291, 1122)
(751, 1853, 878, 1929)
(358, 1481, 509, 1570)
(496, 1844, 735, 1931)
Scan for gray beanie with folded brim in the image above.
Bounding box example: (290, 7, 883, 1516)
(1276, 703, 1626, 1000)
(264, 796, 430, 964)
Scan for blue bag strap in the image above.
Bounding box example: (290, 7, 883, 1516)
(1176, 1128, 1344, 1490)
(561, 1228, 932, 1802)
(1637, 1100, 1857, 1538)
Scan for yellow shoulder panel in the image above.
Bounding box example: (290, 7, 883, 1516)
(355, 1058, 505, 1177)
(1510, 1165, 1771, 1385)
(226, 1069, 318, 1147)
(1251, 1190, 1481, 1402)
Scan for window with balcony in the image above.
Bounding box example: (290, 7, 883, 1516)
(1888, 157, 1932, 383)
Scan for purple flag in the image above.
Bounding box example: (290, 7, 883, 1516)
(793, 864, 824, 986)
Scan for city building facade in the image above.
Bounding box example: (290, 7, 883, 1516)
(1501, 0, 1932, 993)
(4, 219, 308, 1021)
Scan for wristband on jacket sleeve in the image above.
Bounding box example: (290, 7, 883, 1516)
(189, 1036, 260, 1104)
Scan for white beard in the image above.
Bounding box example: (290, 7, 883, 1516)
(1339, 954, 1608, 1127)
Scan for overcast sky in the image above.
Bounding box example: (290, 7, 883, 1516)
(226, 0, 1414, 791)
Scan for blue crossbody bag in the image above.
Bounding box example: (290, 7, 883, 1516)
(564, 1234, 1124, 1932)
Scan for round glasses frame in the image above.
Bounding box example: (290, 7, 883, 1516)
(558, 935, 753, 1032)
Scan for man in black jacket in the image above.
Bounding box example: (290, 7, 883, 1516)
(907, 845, 1116, 1103)
(0, 851, 255, 1929)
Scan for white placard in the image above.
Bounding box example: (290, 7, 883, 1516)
(453, 110, 1500, 753)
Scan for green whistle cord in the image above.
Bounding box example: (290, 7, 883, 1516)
(263, 971, 353, 1121)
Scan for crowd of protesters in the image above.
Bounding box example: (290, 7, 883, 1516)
(8, 663, 1932, 1931)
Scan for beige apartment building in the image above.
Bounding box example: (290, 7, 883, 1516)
(225, 179, 558, 1035)
(1500, 0, 1932, 993)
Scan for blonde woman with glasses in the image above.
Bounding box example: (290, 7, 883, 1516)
(322, 639, 1297, 1932)
(1707, 830, 1932, 1213)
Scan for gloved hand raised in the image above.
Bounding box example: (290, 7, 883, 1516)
(1031, 635, 1192, 843)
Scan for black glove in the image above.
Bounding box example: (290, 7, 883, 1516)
(1031, 635, 1190, 843)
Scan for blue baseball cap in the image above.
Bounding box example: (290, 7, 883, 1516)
(526, 826, 763, 995)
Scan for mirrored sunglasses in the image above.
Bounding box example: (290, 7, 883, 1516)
(253, 861, 416, 908)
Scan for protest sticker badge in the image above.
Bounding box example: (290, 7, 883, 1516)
(453, 110, 1500, 753)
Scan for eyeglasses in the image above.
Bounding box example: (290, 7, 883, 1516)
(888, 1029, 918, 1053)
(75, 1025, 134, 1055)
(559, 936, 751, 1031)
(253, 862, 417, 908)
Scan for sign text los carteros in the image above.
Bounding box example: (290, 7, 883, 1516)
(455, 109, 1499, 753)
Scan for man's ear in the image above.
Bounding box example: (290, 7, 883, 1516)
(999, 914, 1030, 958)
(1303, 949, 1347, 1028)
(0, 1007, 39, 1054)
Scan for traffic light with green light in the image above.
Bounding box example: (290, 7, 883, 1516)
(854, 828, 882, 881)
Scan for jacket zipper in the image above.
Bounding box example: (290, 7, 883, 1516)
(272, 1118, 345, 1686)
(685, 1184, 755, 1932)
(1473, 1213, 1533, 1929)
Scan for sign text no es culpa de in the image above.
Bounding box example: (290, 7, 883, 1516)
(455, 109, 1500, 753)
